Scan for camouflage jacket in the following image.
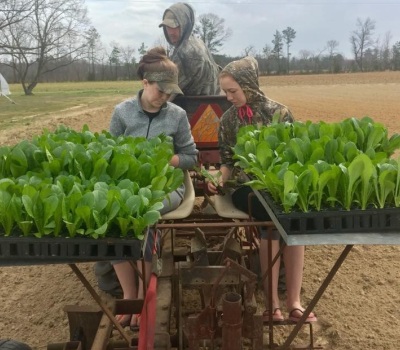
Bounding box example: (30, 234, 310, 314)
(219, 56, 294, 168)
(161, 3, 220, 95)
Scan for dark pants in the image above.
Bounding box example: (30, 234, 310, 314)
(231, 186, 279, 240)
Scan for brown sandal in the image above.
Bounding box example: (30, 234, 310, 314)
(115, 314, 131, 328)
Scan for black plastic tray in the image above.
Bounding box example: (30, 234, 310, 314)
(259, 190, 400, 235)
(0, 236, 142, 265)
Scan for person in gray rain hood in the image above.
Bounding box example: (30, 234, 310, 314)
(159, 2, 220, 96)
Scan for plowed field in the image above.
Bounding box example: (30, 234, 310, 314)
(1, 71, 400, 350)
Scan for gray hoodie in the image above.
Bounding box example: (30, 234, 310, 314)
(109, 90, 198, 170)
(161, 3, 220, 96)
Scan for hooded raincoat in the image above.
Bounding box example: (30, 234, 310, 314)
(218, 56, 294, 169)
(161, 3, 220, 95)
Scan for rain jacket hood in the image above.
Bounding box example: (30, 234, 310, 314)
(161, 3, 195, 47)
(159, 2, 220, 95)
(221, 56, 266, 106)
(218, 56, 294, 167)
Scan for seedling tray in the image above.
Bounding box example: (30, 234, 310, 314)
(259, 190, 400, 235)
(0, 236, 142, 265)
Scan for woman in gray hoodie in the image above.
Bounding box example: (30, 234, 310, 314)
(110, 46, 197, 329)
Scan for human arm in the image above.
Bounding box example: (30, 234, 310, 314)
(278, 105, 295, 123)
(172, 110, 198, 170)
(207, 108, 237, 194)
(109, 104, 126, 137)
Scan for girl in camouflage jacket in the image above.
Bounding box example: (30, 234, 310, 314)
(208, 56, 317, 324)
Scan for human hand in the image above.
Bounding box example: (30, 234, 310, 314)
(195, 167, 225, 195)
(207, 179, 223, 194)
(170, 154, 180, 167)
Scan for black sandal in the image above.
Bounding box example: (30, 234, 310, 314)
(288, 308, 317, 323)
(262, 308, 284, 322)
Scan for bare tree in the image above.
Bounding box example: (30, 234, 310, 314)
(282, 27, 296, 73)
(272, 30, 283, 73)
(392, 41, 400, 70)
(242, 45, 256, 57)
(193, 13, 232, 54)
(350, 17, 376, 71)
(326, 39, 339, 73)
(0, 0, 36, 32)
(119, 45, 136, 80)
(298, 49, 312, 72)
(0, 0, 91, 94)
(379, 31, 392, 70)
(260, 43, 273, 74)
(153, 35, 173, 57)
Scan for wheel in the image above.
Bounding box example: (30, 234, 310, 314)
(0, 339, 32, 350)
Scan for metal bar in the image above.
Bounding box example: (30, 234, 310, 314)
(279, 244, 353, 349)
(91, 307, 115, 350)
(63, 305, 103, 349)
(156, 221, 275, 229)
(222, 292, 242, 350)
(267, 230, 274, 347)
(179, 265, 240, 285)
(68, 263, 131, 345)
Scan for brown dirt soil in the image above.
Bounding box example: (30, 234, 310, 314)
(1, 71, 400, 349)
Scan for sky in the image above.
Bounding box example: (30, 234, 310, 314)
(85, 0, 400, 59)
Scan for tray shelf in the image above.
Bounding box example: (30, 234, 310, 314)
(252, 188, 400, 246)
(259, 190, 400, 235)
(0, 236, 142, 266)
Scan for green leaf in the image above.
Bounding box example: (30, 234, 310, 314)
(296, 169, 313, 212)
(8, 145, 28, 178)
(0, 190, 14, 236)
(143, 210, 161, 226)
(109, 153, 130, 180)
(282, 171, 298, 213)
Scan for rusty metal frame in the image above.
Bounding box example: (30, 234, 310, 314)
(176, 254, 263, 349)
(68, 264, 134, 348)
(278, 245, 353, 350)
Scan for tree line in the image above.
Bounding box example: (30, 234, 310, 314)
(1, 0, 400, 95)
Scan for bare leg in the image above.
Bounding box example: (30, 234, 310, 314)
(113, 260, 138, 299)
(259, 238, 282, 317)
(284, 245, 316, 319)
(283, 245, 304, 310)
(113, 261, 138, 325)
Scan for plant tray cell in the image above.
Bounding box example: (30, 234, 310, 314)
(0, 237, 142, 265)
(259, 191, 400, 235)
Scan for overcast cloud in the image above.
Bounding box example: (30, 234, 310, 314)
(85, 0, 400, 59)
